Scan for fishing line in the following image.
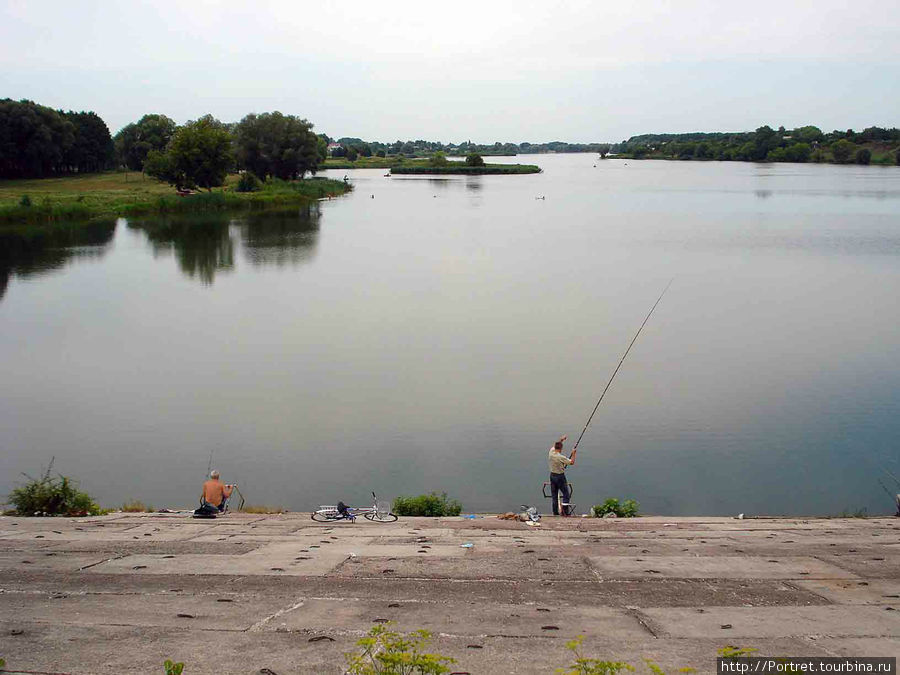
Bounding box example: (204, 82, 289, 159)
(572, 279, 673, 451)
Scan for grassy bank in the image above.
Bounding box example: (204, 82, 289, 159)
(321, 157, 541, 173)
(0, 172, 351, 226)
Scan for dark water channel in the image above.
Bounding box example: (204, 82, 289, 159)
(2, 155, 900, 516)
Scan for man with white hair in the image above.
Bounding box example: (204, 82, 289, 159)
(201, 470, 235, 513)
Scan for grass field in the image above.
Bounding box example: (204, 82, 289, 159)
(0, 172, 351, 226)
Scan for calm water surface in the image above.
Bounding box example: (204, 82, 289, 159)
(2, 156, 899, 515)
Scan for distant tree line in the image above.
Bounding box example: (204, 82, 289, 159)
(322, 137, 613, 160)
(613, 125, 900, 165)
(0, 100, 328, 189)
(0, 99, 115, 178)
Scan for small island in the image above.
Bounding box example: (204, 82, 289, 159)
(323, 152, 541, 174)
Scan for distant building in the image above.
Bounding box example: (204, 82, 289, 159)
(327, 142, 342, 156)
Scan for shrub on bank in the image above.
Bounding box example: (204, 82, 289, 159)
(235, 171, 262, 192)
(9, 460, 104, 516)
(392, 492, 462, 517)
(592, 498, 639, 518)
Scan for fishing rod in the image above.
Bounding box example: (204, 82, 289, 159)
(572, 279, 673, 451)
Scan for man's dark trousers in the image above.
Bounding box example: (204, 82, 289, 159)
(550, 472, 570, 516)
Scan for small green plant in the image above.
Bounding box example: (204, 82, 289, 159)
(8, 458, 104, 516)
(164, 659, 185, 675)
(556, 638, 696, 674)
(235, 171, 262, 192)
(344, 623, 455, 674)
(392, 492, 462, 517)
(121, 500, 154, 513)
(19, 194, 32, 207)
(592, 498, 639, 518)
(717, 646, 757, 659)
(242, 504, 285, 514)
(556, 636, 634, 674)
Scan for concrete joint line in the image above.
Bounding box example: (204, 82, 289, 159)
(625, 608, 659, 638)
(77, 554, 125, 571)
(248, 598, 306, 632)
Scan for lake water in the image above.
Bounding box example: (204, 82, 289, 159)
(2, 155, 900, 516)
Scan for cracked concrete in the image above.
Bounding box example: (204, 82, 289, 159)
(0, 513, 898, 673)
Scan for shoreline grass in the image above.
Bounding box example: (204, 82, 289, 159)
(0, 172, 351, 226)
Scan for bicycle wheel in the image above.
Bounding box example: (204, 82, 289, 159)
(364, 511, 398, 522)
(312, 510, 339, 522)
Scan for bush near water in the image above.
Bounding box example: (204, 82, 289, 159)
(392, 492, 463, 517)
(592, 498, 639, 518)
(8, 460, 104, 516)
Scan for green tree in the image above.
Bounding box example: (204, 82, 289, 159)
(113, 114, 177, 171)
(830, 139, 855, 164)
(429, 151, 448, 167)
(597, 143, 611, 158)
(62, 111, 115, 173)
(0, 99, 75, 178)
(465, 153, 484, 166)
(784, 143, 812, 163)
(855, 147, 871, 165)
(752, 125, 778, 161)
(234, 111, 320, 180)
(146, 115, 233, 190)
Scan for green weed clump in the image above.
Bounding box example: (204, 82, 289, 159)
(242, 505, 285, 514)
(556, 635, 697, 674)
(392, 492, 462, 517)
(121, 500, 154, 513)
(592, 498, 639, 518)
(164, 659, 184, 675)
(345, 622, 455, 674)
(9, 459, 104, 516)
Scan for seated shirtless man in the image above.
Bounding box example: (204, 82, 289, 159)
(201, 470, 235, 512)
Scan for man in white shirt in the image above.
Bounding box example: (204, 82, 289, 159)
(548, 435, 576, 516)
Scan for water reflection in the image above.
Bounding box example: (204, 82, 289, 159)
(128, 209, 320, 284)
(129, 215, 235, 285)
(0, 219, 116, 301)
(239, 209, 320, 267)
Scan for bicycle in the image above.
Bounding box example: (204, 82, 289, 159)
(311, 492, 398, 523)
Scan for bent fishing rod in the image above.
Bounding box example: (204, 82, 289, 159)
(572, 279, 674, 451)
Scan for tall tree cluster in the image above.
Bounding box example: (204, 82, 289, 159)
(0, 99, 114, 178)
(113, 114, 177, 171)
(234, 112, 324, 180)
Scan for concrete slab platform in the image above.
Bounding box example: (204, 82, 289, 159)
(793, 579, 900, 605)
(87, 552, 350, 576)
(642, 606, 900, 638)
(268, 597, 650, 639)
(1, 513, 897, 674)
(589, 555, 858, 579)
(340, 552, 599, 581)
(0, 552, 115, 572)
(0, 591, 282, 630)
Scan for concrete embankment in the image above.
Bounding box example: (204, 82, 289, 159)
(1, 513, 898, 673)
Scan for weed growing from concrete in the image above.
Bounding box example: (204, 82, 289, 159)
(345, 622, 455, 674)
(164, 659, 184, 675)
(591, 498, 639, 518)
(392, 493, 462, 517)
(8, 458, 104, 516)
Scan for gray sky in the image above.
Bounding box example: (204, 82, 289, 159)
(2, 0, 898, 143)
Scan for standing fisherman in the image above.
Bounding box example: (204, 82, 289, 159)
(548, 435, 576, 516)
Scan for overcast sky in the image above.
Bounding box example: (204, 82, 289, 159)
(2, 0, 898, 143)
